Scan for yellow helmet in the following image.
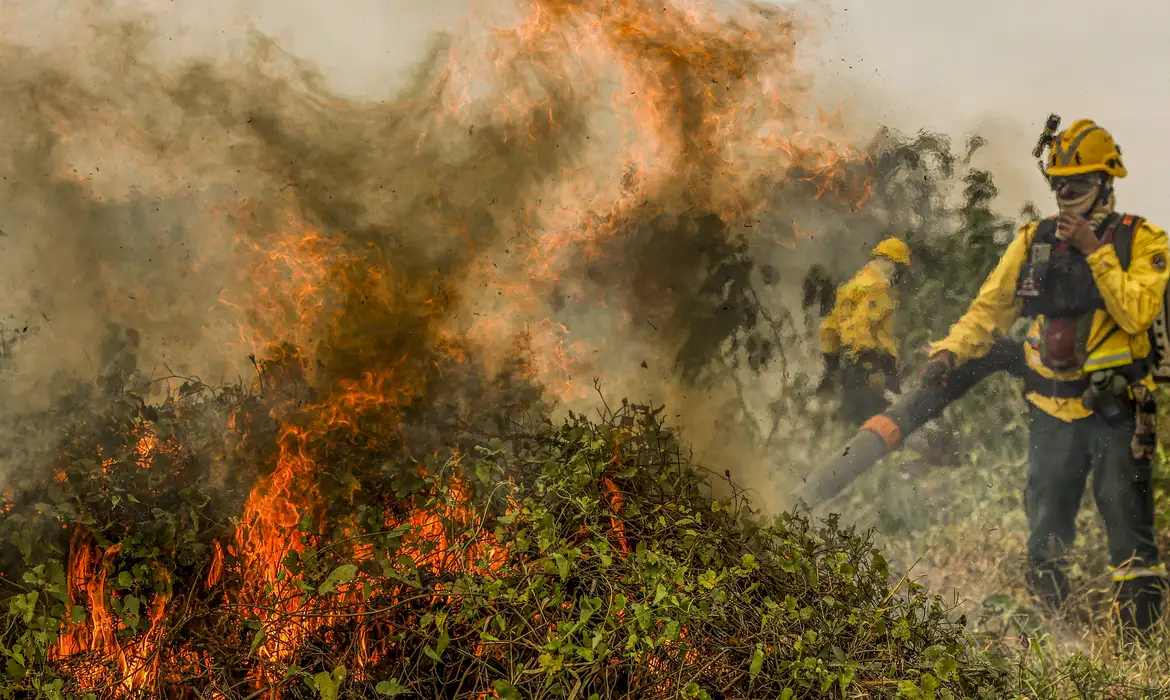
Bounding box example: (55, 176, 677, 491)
(1044, 119, 1127, 178)
(871, 237, 910, 266)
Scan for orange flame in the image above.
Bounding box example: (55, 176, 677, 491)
(44, 0, 873, 695)
(440, 0, 871, 404)
(53, 532, 170, 693)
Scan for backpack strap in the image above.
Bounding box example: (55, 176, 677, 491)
(1084, 213, 1145, 356)
(1110, 213, 1144, 270)
(1027, 217, 1057, 247)
(1019, 217, 1056, 274)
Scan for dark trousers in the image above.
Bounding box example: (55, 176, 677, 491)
(1025, 403, 1163, 630)
(836, 354, 893, 428)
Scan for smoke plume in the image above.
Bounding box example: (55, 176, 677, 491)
(0, 0, 888, 508)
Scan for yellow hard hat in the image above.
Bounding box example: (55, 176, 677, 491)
(871, 237, 911, 266)
(1044, 119, 1127, 178)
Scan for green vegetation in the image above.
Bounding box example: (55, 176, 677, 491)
(797, 128, 1170, 698)
(0, 377, 1023, 699)
(1, 121, 1168, 700)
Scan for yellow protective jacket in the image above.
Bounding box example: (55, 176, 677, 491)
(930, 217, 1170, 421)
(819, 261, 898, 361)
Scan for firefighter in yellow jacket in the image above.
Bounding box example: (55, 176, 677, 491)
(923, 119, 1168, 635)
(817, 238, 911, 426)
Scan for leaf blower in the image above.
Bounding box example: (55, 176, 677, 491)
(792, 337, 1025, 508)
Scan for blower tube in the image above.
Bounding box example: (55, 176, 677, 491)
(793, 337, 1026, 507)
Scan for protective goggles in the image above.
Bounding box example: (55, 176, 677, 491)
(1048, 173, 1101, 197)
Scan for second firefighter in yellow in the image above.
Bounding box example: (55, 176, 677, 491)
(817, 237, 911, 426)
(923, 118, 1168, 636)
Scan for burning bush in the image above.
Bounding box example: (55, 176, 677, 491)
(0, 353, 1023, 699)
(0, 0, 1107, 697)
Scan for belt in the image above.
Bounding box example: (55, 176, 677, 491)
(1023, 371, 1089, 399)
(1022, 358, 1150, 399)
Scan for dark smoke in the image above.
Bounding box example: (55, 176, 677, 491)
(0, 0, 905, 510)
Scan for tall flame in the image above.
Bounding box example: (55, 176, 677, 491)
(43, 0, 874, 695)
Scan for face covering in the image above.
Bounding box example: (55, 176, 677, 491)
(1052, 173, 1113, 222)
(1057, 187, 1098, 216)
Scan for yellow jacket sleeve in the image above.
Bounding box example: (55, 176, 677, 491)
(1086, 221, 1170, 334)
(929, 223, 1031, 363)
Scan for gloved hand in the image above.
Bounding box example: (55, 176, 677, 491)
(815, 353, 840, 395)
(921, 350, 956, 387)
(887, 370, 902, 394)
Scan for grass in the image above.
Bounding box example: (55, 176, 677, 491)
(807, 381, 1170, 699)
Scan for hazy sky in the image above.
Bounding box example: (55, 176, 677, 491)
(8, 0, 1168, 221)
(812, 0, 1170, 223)
(242, 0, 1170, 225)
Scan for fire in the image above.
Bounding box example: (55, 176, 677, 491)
(38, 0, 874, 695)
(600, 476, 629, 554)
(52, 533, 170, 693)
(233, 426, 323, 673)
(211, 194, 507, 690)
(440, 0, 870, 406)
(221, 201, 351, 363)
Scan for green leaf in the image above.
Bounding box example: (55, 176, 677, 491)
(5, 657, 25, 680)
(117, 571, 133, 589)
(317, 564, 359, 595)
(121, 595, 141, 628)
(249, 628, 267, 657)
(375, 679, 409, 696)
(493, 680, 521, 700)
(578, 597, 598, 625)
(310, 670, 339, 700)
(9, 592, 37, 624)
(934, 655, 959, 681)
(552, 553, 570, 580)
(748, 647, 764, 678)
(436, 629, 450, 656)
(921, 673, 939, 693)
(839, 666, 856, 692)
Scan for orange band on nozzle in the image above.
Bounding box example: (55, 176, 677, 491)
(861, 414, 901, 450)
